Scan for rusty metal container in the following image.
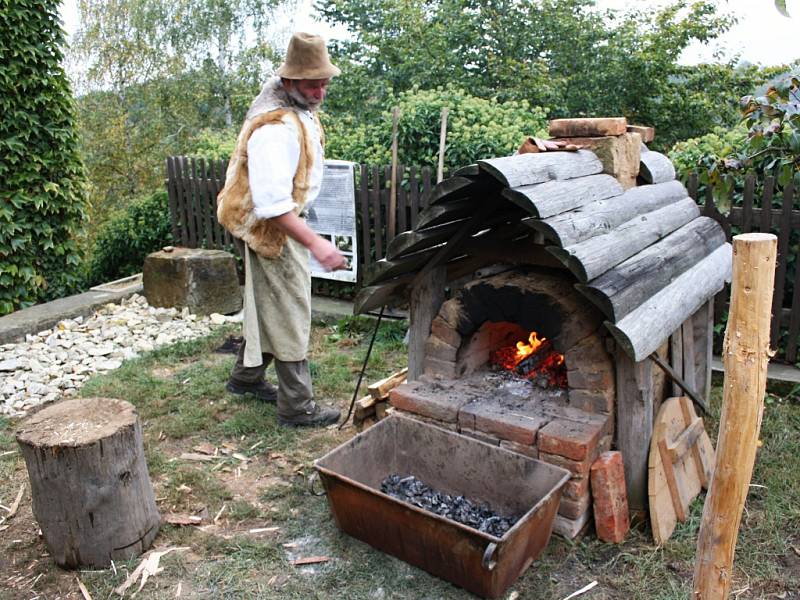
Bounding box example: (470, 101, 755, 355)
(314, 414, 571, 598)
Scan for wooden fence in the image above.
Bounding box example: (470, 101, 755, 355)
(165, 157, 799, 362)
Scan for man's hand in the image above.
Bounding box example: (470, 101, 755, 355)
(310, 237, 347, 271)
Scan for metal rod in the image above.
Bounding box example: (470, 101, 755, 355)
(648, 352, 709, 415)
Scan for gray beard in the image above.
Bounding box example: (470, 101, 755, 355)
(285, 86, 321, 112)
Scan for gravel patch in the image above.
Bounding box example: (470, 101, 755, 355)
(0, 294, 239, 417)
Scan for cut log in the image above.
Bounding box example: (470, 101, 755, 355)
(502, 174, 623, 219)
(576, 217, 727, 321)
(639, 151, 676, 184)
(478, 150, 602, 187)
(548, 197, 700, 282)
(416, 197, 477, 229)
(627, 125, 655, 143)
(528, 180, 687, 247)
(354, 395, 377, 422)
(425, 176, 480, 206)
(15, 397, 160, 568)
(605, 243, 732, 362)
(386, 219, 470, 260)
(368, 368, 408, 400)
(549, 117, 627, 137)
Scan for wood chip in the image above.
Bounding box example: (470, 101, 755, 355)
(179, 452, 215, 463)
(367, 368, 408, 400)
(192, 443, 216, 455)
(290, 556, 330, 566)
(232, 453, 249, 462)
(214, 504, 226, 524)
(75, 575, 93, 600)
(163, 514, 203, 526)
(175, 581, 182, 598)
(113, 547, 189, 596)
(6, 483, 25, 519)
(562, 581, 598, 600)
(248, 527, 279, 534)
(248, 440, 264, 451)
(0, 450, 17, 458)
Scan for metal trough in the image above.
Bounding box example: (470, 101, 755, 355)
(314, 414, 571, 598)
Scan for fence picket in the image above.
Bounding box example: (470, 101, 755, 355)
(771, 181, 795, 349)
(741, 173, 755, 233)
(359, 164, 370, 275)
(165, 157, 181, 244)
(398, 165, 407, 234)
(371, 165, 383, 260)
(409, 166, 420, 228)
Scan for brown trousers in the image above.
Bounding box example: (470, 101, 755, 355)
(229, 341, 314, 418)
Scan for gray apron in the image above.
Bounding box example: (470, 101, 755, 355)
(241, 237, 311, 365)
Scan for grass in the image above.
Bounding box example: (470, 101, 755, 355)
(1, 321, 799, 599)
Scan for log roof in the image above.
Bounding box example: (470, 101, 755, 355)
(356, 147, 732, 362)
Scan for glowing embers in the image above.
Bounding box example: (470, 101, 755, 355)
(490, 331, 567, 388)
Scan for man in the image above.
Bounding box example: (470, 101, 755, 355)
(217, 32, 345, 427)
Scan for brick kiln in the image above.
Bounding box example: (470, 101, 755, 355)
(355, 118, 732, 539)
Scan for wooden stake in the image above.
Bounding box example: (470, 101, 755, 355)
(693, 233, 777, 600)
(389, 107, 400, 241)
(437, 107, 449, 183)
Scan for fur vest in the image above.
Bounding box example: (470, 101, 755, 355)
(217, 78, 323, 258)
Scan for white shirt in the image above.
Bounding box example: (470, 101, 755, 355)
(247, 109, 325, 219)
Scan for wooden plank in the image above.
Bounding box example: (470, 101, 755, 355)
(615, 349, 653, 514)
(550, 117, 627, 137)
(639, 151, 676, 184)
(189, 157, 201, 247)
(165, 157, 181, 244)
(760, 176, 775, 233)
(679, 396, 710, 488)
(368, 368, 408, 400)
(502, 174, 623, 219)
(478, 150, 602, 187)
(397, 165, 407, 235)
(741, 173, 755, 233)
(703, 185, 731, 240)
(371, 166, 383, 260)
(416, 197, 477, 230)
(668, 417, 704, 461)
(669, 329, 683, 397)
(421, 167, 433, 208)
(409, 166, 420, 228)
(576, 217, 726, 321)
(686, 172, 699, 201)
(408, 267, 447, 380)
(178, 157, 195, 246)
(727, 204, 800, 228)
(771, 180, 794, 349)
(692, 300, 714, 403)
(359, 164, 371, 274)
(658, 438, 687, 522)
(386, 219, 469, 260)
(785, 186, 800, 362)
(606, 244, 732, 362)
(528, 180, 687, 247)
(425, 176, 478, 206)
(200, 158, 215, 247)
(681, 318, 697, 396)
(207, 159, 222, 248)
(550, 197, 701, 283)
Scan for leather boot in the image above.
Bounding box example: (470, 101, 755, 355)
(278, 402, 340, 427)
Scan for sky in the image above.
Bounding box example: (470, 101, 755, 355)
(59, 0, 798, 68)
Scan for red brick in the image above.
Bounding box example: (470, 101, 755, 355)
(460, 429, 501, 446)
(568, 389, 614, 414)
(558, 491, 592, 519)
(538, 451, 595, 477)
(399, 411, 458, 431)
(389, 381, 471, 423)
(538, 418, 604, 461)
(590, 451, 630, 543)
(430, 317, 462, 348)
(499, 439, 539, 459)
(562, 475, 590, 501)
(459, 400, 547, 445)
(424, 335, 458, 362)
(552, 507, 592, 540)
(627, 125, 655, 143)
(549, 117, 628, 137)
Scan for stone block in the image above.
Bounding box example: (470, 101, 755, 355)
(459, 429, 501, 446)
(458, 399, 547, 445)
(397, 411, 458, 431)
(551, 133, 641, 189)
(591, 451, 630, 543)
(627, 125, 655, 143)
(499, 439, 539, 459)
(143, 247, 241, 315)
(538, 418, 604, 461)
(389, 381, 471, 423)
(423, 357, 458, 379)
(558, 491, 592, 519)
(424, 335, 458, 362)
(430, 317, 462, 348)
(549, 117, 628, 138)
(569, 388, 614, 414)
(552, 507, 592, 540)
(540, 401, 612, 437)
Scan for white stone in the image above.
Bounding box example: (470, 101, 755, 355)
(0, 358, 21, 371)
(210, 313, 226, 325)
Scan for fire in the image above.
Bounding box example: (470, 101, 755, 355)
(490, 330, 567, 388)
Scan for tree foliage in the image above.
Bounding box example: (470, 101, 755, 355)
(0, 0, 87, 314)
(317, 0, 781, 149)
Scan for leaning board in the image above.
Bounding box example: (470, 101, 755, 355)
(648, 396, 715, 545)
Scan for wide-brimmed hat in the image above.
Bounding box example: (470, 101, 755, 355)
(276, 32, 341, 80)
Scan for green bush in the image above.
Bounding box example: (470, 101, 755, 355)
(323, 86, 549, 168)
(86, 190, 172, 286)
(669, 125, 748, 175)
(0, 0, 87, 314)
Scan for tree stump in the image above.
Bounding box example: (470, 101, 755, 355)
(16, 397, 160, 568)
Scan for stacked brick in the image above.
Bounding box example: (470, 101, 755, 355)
(389, 379, 611, 539)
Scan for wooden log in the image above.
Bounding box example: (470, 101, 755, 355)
(368, 368, 408, 400)
(528, 180, 687, 246)
(502, 174, 623, 219)
(575, 217, 727, 320)
(416, 197, 477, 229)
(605, 243, 732, 362)
(409, 266, 447, 380)
(614, 348, 653, 515)
(693, 233, 777, 600)
(549, 117, 628, 137)
(354, 395, 377, 422)
(639, 151, 676, 184)
(15, 398, 160, 568)
(478, 150, 602, 188)
(549, 197, 701, 283)
(424, 176, 478, 206)
(627, 125, 655, 143)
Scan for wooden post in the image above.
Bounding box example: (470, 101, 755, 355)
(389, 107, 400, 241)
(437, 107, 449, 184)
(408, 266, 447, 380)
(693, 233, 777, 599)
(16, 397, 160, 568)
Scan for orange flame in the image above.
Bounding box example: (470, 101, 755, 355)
(515, 331, 546, 362)
(490, 330, 567, 388)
